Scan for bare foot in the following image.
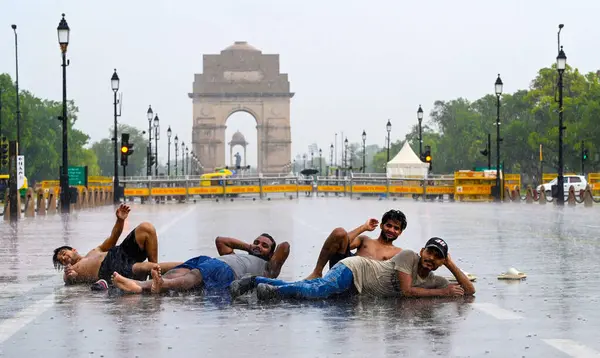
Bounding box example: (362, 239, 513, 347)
(112, 272, 143, 293)
(304, 272, 322, 281)
(150, 265, 164, 294)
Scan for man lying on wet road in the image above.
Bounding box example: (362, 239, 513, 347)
(230, 237, 475, 301)
(52, 204, 181, 287)
(112, 234, 290, 294)
(304, 209, 407, 280)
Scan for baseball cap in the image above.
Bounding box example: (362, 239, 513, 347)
(425, 237, 448, 258)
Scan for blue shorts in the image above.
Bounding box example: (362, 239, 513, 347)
(174, 256, 235, 290)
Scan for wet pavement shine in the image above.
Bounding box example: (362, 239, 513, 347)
(1, 198, 599, 357)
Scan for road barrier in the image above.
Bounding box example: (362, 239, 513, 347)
(2, 185, 113, 219)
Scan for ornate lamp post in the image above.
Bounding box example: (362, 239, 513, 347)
(153, 114, 159, 176)
(361, 130, 366, 173)
(556, 46, 567, 205)
(57, 14, 71, 213)
(494, 74, 503, 201)
(386, 119, 392, 163)
(174, 135, 179, 175)
(111, 69, 120, 202)
(146, 106, 153, 176)
(417, 105, 424, 159)
(167, 126, 172, 176)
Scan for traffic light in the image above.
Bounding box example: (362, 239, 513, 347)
(583, 148, 589, 161)
(423, 145, 432, 172)
(120, 133, 134, 166)
(0, 137, 7, 168)
(423, 145, 432, 163)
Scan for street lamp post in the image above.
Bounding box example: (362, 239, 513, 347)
(186, 147, 189, 175)
(417, 105, 424, 159)
(329, 144, 333, 175)
(362, 130, 366, 173)
(319, 148, 323, 175)
(556, 46, 567, 205)
(11, 25, 21, 154)
(386, 120, 392, 163)
(311, 151, 314, 168)
(111, 69, 120, 203)
(303, 154, 306, 169)
(153, 114, 159, 176)
(57, 14, 70, 213)
(146, 106, 153, 176)
(181, 142, 185, 175)
(495, 74, 503, 202)
(167, 126, 172, 176)
(174, 135, 179, 176)
(344, 138, 349, 175)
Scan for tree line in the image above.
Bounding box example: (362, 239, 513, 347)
(370, 63, 600, 184)
(4, 61, 600, 185)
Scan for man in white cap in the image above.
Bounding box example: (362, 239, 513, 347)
(231, 237, 475, 301)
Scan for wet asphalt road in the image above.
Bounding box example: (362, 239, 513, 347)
(1, 198, 599, 357)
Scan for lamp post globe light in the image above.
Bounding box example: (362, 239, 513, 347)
(494, 74, 503, 201)
(111, 69, 120, 202)
(146, 106, 153, 176)
(386, 119, 392, 163)
(181, 142, 185, 175)
(57, 13, 71, 213)
(556, 46, 567, 205)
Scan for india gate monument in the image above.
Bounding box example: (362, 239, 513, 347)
(189, 41, 294, 173)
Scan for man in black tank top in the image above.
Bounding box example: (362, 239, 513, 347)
(112, 233, 290, 294)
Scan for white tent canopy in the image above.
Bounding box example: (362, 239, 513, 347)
(386, 142, 430, 178)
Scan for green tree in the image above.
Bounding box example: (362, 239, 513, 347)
(0, 73, 97, 183)
(91, 124, 147, 177)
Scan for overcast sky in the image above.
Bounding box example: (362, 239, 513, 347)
(2, 0, 599, 167)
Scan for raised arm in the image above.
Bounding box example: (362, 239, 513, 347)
(347, 218, 379, 250)
(444, 254, 476, 295)
(264, 242, 291, 278)
(397, 271, 452, 298)
(97, 205, 130, 252)
(215, 236, 251, 256)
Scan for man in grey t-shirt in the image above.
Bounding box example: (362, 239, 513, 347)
(113, 234, 290, 294)
(230, 237, 474, 300)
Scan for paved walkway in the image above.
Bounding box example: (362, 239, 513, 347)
(1, 200, 599, 357)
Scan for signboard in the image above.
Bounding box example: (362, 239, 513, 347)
(225, 186, 260, 194)
(263, 184, 299, 193)
(124, 188, 150, 196)
(351, 185, 387, 193)
(150, 187, 187, 196)
(389, 186, 424, 194)
(317, 185, 345, 192)
(68, 166, 88, 187)
(188, 187, 224, 195)
(16, 155, 25, 189)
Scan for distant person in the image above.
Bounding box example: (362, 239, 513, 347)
(234, 152, 242, 168)
(52, 204, 181, 286)
(112, 234, 290, 294)
(304, 209, 407, 280)
(230, 237, 475, 301)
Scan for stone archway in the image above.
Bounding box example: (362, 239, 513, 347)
(189, 41, 294, 173)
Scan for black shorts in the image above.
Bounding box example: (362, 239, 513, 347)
(97, 228, 147, 281)
(328, 245, 354, 269)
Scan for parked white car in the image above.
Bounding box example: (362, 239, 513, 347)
(536, 175, 588, 195)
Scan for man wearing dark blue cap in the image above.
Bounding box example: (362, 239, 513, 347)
(230, 237, 475, 300)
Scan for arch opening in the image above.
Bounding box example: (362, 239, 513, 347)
(225, 111, 258, 172)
